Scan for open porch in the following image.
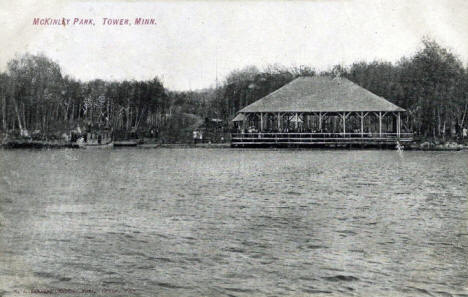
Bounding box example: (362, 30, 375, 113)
(232, 111, 412, 147)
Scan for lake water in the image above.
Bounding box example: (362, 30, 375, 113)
(0, 148, 467, 297)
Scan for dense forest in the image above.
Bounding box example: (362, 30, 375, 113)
(0, 39, 467, 143)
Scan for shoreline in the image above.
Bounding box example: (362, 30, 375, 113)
(1, 140, 81, 149)
(1, 140, 467, 151)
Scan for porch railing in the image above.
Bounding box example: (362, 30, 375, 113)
(232, 132, 413, 138)
(231, 132, 414, 143)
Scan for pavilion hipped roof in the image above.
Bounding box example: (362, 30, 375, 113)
(238, 76, 405, 113)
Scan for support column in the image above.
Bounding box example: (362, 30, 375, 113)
(260, 112, 263, 131)
(360, 112, 364, 137)
(359, 112, 368, 138)
(277, 113, 281, 131)
(343, 113, 346, 135)
(397, 112, 401, 138)
(318, 112, 322, 131)
(379, 112, 382, 137)
(295, 113, 298, 130)
(341, 112, 349, 136)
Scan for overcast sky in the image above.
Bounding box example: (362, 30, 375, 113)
(0, 0, 467, 90)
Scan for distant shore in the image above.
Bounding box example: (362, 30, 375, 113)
(2, 139, 468, 151)
(1, 139, 80, 149)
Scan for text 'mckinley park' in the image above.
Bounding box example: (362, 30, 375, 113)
(32, 17, 157, 26)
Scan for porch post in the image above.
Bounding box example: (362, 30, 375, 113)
(277, 113, 281, 131)
(319, 112, 322, 131)
(397, 112, 401, 138)
(260, 112, 263, 131)
(359, 112, 368, 138)
(295, 112, 298, 130)
(360, 112, 364, 137)
(341, 112, 346, 135)
(379, 111, 382, 137)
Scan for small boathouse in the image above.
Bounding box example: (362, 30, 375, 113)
(231, 76, 412, 148)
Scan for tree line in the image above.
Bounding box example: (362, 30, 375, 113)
(0, 54, 173, 139)
(208, 39, 468, 139)
(0, 39, 467, 141)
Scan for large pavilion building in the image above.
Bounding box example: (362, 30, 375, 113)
(231, 76, 412, 147)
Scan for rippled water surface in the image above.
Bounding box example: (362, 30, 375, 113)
(0, 148, 467, 297)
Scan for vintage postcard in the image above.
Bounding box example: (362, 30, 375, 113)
(0, 1, 467, 296)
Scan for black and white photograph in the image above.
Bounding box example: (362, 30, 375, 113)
(0, 1, 467, 296)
